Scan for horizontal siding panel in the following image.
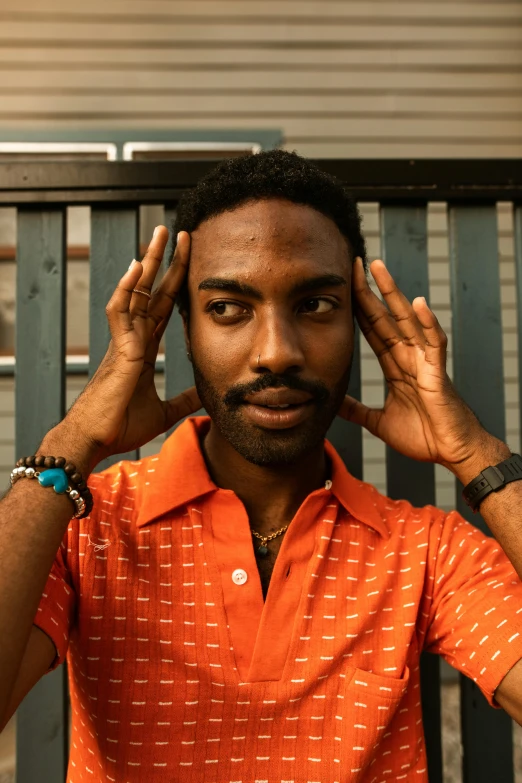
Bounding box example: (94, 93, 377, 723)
(283, 142, 522, 157)
(0, 21, 520, 45)
(3, 84, 522, 117)
(1, 71, 520, 93)
(0, 442, 15, 466)
(1, 412, 14, 442)
(0, 388, 15, 413)
(0, 106, 520, 139)
(1, 2, 520, 22)
(0, 46, 520, 69)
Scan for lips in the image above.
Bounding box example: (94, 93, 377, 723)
(241, 388, 315, 429)
(243, 389, 314, 408)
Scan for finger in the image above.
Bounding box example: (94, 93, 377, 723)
(130, 225, 170, 318)
(369, 260, 425, 345)
(412, 297, 448, 368)
(141, 315, 168, 370)
(105, 259, 144, 338)
(147, 230, 191, 331)
(138, 232, 191, 369)
(355, 301, 391, 363)
(163, 386, 202, 430)
(352, 257, 403, 351)
(338, 395, 383, 438)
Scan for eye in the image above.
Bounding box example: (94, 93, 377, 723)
(299, 297, 337, 314)
(208, 301, 248, 319)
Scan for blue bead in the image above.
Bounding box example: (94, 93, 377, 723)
(38, 468, 69, 494)
(257, 545, 269, 558)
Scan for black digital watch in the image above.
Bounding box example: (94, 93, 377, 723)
(462, 453, 522, 512)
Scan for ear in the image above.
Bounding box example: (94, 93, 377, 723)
(181, 312, 192, 362)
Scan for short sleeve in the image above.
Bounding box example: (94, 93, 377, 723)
(424, 510, 522, 706)
(33, 532, 76, 671)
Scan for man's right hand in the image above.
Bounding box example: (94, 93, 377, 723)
(46, 226, 201, 473)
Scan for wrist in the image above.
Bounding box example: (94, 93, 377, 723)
(446, 434, 512, 486)
(38, 424, 102, 479)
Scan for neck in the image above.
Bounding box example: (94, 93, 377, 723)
(202, 422, 328, 533)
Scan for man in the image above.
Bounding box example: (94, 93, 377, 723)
(2, 150, 522, 782)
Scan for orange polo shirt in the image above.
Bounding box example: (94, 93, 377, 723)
(35, 416, 522, 782)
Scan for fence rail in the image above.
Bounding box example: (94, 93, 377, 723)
(1, 158, 522, 204)
(3, 158, 522, 782)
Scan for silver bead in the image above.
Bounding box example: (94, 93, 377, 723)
(25, 467, 35, 478)
(69, 489, 80, 500)
(73, 500, 86, 518)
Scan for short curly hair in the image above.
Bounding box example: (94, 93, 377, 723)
(172, 149, 367, 316)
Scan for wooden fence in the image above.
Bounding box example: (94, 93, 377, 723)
(2, 158, 522, 782)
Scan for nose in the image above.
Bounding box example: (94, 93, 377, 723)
(251, 309, 305, 375)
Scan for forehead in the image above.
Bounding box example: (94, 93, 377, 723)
(188, 198, 351, 283)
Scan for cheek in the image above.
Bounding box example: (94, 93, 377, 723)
(189, 316, 253, 383)
(303, 320, 354, 378)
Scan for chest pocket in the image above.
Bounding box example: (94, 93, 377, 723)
(339, 666, 411, 781)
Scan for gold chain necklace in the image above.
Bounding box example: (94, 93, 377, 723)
(251, 524, 289, 558)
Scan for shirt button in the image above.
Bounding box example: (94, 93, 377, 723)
(232, 568, 248, 586)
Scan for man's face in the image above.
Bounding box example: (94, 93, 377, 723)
(185, 198, 355, 466)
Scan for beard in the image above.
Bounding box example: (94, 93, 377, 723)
(191, 356, 351, 468)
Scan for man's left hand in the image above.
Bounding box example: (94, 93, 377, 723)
(339, 257, 496, 475)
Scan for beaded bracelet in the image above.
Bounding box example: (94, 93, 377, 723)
(10, 456, 93, 519)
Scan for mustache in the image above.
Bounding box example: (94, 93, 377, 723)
(224, 373, 330, 407)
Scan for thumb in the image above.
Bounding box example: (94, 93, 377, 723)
(164, 386, 202, 430)
(338, 395, 383, 438)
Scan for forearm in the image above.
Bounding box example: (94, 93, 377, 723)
(0, 425, 97, 721)
(450, 435, 522, 579)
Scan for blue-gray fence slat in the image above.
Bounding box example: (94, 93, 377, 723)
(380, 205, 437, 507)
(380, 204, 442, 783)
(89, 206, 140, 469)
(515, 204, 522, 438)
(15, 207, 69, 782)
(327, 327, 363, 480)
(162, 207, 196, 435)
(448, 204, 514, 783)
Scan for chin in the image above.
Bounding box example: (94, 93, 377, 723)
(219, 416, 331, 468)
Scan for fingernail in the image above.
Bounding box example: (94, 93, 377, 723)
(153, 226, 160, 238)
(177, 231, 182, 242)
(128, 258, 137, 271)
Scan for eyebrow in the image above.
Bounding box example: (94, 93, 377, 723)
(198, 274, 347, 299)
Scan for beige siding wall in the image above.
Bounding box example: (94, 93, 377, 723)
(0, 0, 520, 156)
(0, 0, 521, 503)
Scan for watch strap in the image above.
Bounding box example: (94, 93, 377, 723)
(462, 452, 522, 512)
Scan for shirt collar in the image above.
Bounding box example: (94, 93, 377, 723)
(136, 416, 388, 538)
(323, 438, 388, 538)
